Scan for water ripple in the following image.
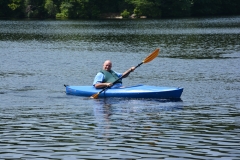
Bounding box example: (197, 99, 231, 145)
(0, 17, 240, 159)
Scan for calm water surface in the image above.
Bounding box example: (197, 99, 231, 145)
(0, 16, 240, 159)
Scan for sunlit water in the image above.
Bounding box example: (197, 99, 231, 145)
(0, 16, 240, 159)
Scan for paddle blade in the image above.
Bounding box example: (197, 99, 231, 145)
(90, 92, 100, 99)
(143, 48, 160, 64)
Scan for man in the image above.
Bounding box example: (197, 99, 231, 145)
(93, 60, 135, 89)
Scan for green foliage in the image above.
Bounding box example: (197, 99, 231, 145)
(7, 0, 25, 18)
(126, 0, 162, 18)
(133, 7, 141, 17)
(56, 2, 73, 18)
(24, 0, 47, 18)
(44, 0, 57, 17)
(0, 0, 239, 19)
(121, 9, 130, 18)
(127, 0, 153, 17)
(8, 3, 20, 10)
(8, 0, 22, 10)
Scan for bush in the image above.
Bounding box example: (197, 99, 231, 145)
(121, 9, 130, 18)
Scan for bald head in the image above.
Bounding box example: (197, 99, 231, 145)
(103, 60, 112, 71)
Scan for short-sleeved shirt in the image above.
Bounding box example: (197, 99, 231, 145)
(93, 71, 123, 88)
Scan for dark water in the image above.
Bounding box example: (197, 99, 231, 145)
(0, 17, 240, 159)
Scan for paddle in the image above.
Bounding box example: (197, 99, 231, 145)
(90, 48, 160, 99)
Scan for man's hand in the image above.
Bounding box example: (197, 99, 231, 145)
(129, 67, 135, 72)
(106, 83, 113, 87)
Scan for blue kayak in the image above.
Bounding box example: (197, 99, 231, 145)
(65, 85, 183, 99)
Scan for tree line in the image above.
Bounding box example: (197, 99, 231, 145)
(1, 0, 240, 19)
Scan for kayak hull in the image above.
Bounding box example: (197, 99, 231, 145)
(65, 85, 183, 99)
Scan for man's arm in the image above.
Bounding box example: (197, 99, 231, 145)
(93, 72, 112, 89)
(122, 67, 135, 78)
(94, 83, 112, 89)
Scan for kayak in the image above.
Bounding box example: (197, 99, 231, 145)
(65, 85, 183, 99)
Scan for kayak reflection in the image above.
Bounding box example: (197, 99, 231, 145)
(93, 98, 183, 114)
(92, 98, 184, 140)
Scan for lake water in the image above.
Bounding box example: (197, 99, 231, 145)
(0, 16, 240, 159)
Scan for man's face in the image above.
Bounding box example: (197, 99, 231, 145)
(103, 61, 112, 71)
